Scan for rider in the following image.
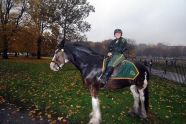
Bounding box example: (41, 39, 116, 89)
(99, 29, 128, 84)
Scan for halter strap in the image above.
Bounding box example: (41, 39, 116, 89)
(51, 60, 61, 69)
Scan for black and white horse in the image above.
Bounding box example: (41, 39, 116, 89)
(50, 42, 149, 124)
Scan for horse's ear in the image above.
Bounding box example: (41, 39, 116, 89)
(57, 39, 65, 49)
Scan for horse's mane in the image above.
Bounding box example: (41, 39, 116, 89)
(65, 42, 104, 58)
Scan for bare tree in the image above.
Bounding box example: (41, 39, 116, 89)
(0, 0, 26, 59)
(27, 0, 58, 59)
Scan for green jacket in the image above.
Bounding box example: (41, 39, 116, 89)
(108, 37, 128, 54)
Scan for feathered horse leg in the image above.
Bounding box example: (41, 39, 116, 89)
(89, 85, 101, 124)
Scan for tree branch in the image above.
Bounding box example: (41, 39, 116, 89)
(15, 0, 26, 29)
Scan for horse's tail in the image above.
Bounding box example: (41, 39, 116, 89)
(144, 85, 149, 112)
(144, 71, 149, 112)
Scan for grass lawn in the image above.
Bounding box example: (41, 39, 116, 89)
(0, 58, 186, 124)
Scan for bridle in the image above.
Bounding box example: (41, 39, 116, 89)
(51, 48, 65, 70)
(51, 60, 62, 69)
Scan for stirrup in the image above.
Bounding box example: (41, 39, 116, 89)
(97, 73, 103, 81)
(97, 74, 107, 84)
(100, 77, 107, 85)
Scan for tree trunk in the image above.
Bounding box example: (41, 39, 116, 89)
(37, 36, 42, 59)
(26, 52, 29, 57)
(2, 35, 8, 59)
(15, 52, 18, 57)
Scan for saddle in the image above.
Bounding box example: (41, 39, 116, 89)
(102, 59, 139, 80)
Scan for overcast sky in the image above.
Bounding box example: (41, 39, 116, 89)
(85, 0, 186, 46)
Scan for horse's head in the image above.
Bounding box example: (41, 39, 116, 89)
(50, 48, 69, 71)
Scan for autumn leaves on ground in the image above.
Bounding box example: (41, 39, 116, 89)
(0, 58, 186, 124)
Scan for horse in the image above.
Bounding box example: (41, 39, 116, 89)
(50, 41, 149, 124)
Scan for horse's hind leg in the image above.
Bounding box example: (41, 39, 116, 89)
(129, 85, 140, 116)
(138, 73, 148, 119)
(138, 88, 147, 118)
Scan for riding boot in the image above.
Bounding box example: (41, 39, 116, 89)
(99, 67, 114, 85)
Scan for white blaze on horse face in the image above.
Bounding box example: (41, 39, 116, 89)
(52, 54, 56, 61)
(50, 54, 59, 71)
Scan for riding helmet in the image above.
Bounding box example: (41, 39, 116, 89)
(114, 29, 122, 35)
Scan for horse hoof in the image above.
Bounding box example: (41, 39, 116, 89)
(128, 111, 136, 117)
(139, 114, 147, 119)
(88, 118, 100, 124)
(128, 108, 141, 117)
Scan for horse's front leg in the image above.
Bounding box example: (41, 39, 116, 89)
(89, 85, 101, 124)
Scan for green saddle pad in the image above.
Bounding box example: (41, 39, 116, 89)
(111, 60, 139, 80)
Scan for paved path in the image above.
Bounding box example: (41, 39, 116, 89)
(0, 96, 68, 124)
(150, 68, 186, 84)
(0, 102, 49, 124)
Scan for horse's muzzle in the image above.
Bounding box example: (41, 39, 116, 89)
(50, 62, 60, 71)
